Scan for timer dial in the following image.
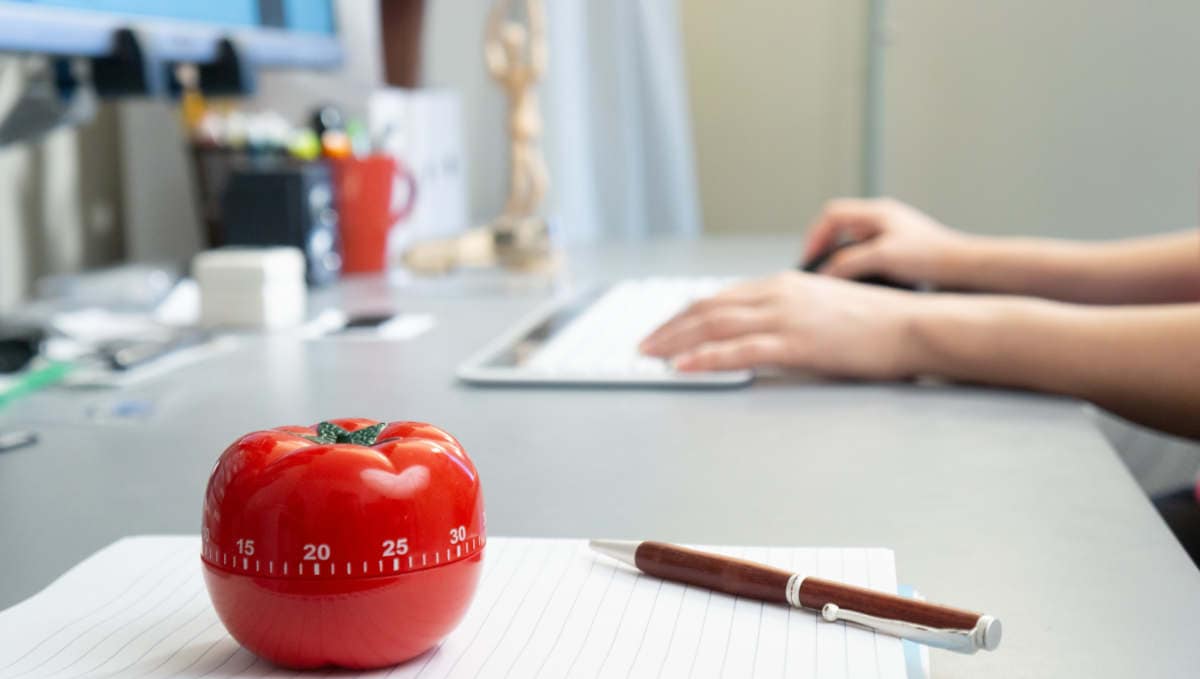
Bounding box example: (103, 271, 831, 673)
(201, 419, 485, 670)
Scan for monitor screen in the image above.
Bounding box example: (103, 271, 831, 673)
(0, 0, 340, 67)
(10, 0, 335, 34)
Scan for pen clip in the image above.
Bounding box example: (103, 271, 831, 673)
(820, 603, 1000, 654)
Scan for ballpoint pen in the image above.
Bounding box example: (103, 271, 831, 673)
(590, 539, 1001, 654)
(0, 429, 38, 453)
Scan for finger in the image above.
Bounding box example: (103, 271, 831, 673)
(802, 214, 842, 262)
(821, 242, 884, 279)
(697, 277, 777, 306)
(640, 307, 775, 357)
(802, 198, 887, 261)
(673, 334, 788, 372)
(640, 274, 788, 351)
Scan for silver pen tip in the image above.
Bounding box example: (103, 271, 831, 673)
(588, 539, 639, 567)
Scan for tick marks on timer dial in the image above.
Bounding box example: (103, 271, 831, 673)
(203, 535, 485, 578)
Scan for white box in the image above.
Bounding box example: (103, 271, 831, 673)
(193, 247, 306, 329)
(368, 88, 469, 260)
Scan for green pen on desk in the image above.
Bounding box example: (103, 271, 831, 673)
(0, 360, 73, 411)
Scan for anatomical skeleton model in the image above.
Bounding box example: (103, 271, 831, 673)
(483, 0, 554, 269)
(403, 0, 555, 274)
(486, 0, 548, 221)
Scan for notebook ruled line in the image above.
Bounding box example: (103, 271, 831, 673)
(6, 547, 194, 678)
(400, 540, 514, 679)
(595, 571, 641, 677)
(467, 542, 556, 678)
(137, 618, 223, 678)
(97, 589, 211, 678)
(55, 571, 203, 678)
(183, 638, 240, 679)
(684, 589, 714, 678)
(0, 541, 179, 676)
(426, 540, 536, 679)
(623, 577, 663, 677)
(529, 557, 598, 679)
(560, 557, 619, 679)
(719, 546, 756, 677)
(498, 545, 573, 679)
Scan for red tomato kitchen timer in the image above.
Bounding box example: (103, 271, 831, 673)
(201, 418, 485, 670)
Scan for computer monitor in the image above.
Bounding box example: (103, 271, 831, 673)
(0, 0, 340, 69)
(0, 1, 343, 148)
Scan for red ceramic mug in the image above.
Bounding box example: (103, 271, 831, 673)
(332, 155, 417, 274)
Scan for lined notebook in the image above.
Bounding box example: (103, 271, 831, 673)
(0, 536, 926, 678)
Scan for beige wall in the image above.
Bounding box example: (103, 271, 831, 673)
(680, 0, 866, 235)
(883, 1, 1200, 240)
(422, 0, 508, 226)
(683, 1, 1200, 241)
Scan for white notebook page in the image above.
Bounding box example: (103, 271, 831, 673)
(0, 536, 909, 678)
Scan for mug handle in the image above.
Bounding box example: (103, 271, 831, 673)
(389, 162, 419, 223)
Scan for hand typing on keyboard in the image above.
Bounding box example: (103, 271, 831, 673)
(527, 278, 734, 377)
(458, 277, 754, 386)
(639, 271, 923, 379)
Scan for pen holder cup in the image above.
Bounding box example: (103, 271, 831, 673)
(332, 155, 417, 274)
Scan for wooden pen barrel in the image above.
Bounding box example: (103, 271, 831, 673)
(635, 541, 793, 603)
(798, 577, 981, 630)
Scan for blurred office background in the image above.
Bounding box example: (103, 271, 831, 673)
(0, 1, 1197, 479)
(7, 1, 1200, 303)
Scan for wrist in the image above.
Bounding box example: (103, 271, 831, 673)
(900, 293, 1005, 380)
(932, 234, 999, 290)
(896, 294, 951, 378)
(902, 292, 1086, 393)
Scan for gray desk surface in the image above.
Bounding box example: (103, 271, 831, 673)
(1, 236, 1197, 678)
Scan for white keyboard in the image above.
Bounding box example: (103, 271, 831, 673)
(457, 278, 754, 387)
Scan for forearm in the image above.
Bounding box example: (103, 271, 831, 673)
(907, 296, 1200, 439)
(939, 231, 1200, 304)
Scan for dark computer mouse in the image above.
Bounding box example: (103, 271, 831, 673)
(0, 325, 43, 374)
(799, 240, 915, 290)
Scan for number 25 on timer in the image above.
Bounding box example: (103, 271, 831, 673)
(382, 539, 409, 556)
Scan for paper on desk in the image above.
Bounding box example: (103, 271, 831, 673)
(0, 536, 918, 679)
(304, 311, 437, 342)
(60, 336, 239, 389)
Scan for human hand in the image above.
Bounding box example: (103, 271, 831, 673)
(803, 198, 974, 286)
(639, 272, 925, 379)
